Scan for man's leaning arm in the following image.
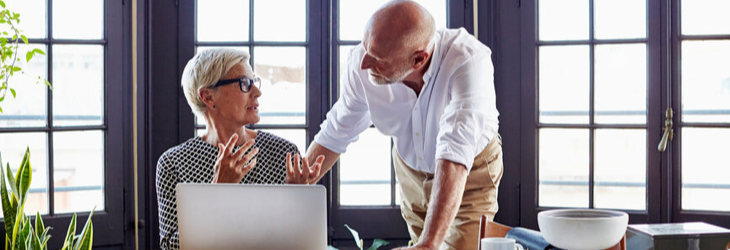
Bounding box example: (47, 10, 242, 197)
(305, 141, 341, 183)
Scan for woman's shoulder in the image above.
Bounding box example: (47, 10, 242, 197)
(255, 131, 300, 154)
(158, 137, 213, 162)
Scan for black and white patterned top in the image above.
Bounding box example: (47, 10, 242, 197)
(156, 131, 299, 250)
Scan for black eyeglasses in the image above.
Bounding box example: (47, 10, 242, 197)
(214, 76, 261, 93)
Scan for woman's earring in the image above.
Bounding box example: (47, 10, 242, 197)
(213, 105, 216, 108)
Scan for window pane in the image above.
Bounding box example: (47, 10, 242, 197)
(53, 130, 104, 214)
(594, 129, 646, 210)
(0, 132, 49, 215)
(681, 128, 730, 212)
(595, 44, 647, 124)
(197, 0, 249, 42)
(259, 129, 306, 155)
(2, 0, 46, 38)
(538, 0, 589, 41)
(253, 47, 306, 125)
(53, 0, 102, 39)
(0, 44, 48, 128)
(52, 45, 104, 126)
(339, 128, 391, 206)
(539, 45, 590, 124)
(681, 40, 730, 123)
(539, 128, 589, 208)
(254, 0, 305, 42)
(339, 0, 446, 41)
(681, 0, 730, 35)
(594, 0, 646, 40)
(338, 45, 355, 95)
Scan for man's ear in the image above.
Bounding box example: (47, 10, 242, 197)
(412, 50, 430, 69)
(199, 87, 216, 108)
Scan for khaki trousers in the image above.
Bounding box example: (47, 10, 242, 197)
(393, 135, 503, 250)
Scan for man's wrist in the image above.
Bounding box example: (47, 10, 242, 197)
(415, 236, 441, 249)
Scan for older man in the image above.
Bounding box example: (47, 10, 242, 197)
(306, 1, 502, 249)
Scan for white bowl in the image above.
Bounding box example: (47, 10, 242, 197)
(537, 209, 628, 250)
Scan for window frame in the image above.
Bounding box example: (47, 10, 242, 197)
(519, 0, 730, 229)
(0, 0, 126, 248)
(669, 0, 730, 226)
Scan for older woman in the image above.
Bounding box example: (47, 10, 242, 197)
(156, 48, 324, 250)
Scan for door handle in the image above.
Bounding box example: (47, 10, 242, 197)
(658, 108, 674, 152)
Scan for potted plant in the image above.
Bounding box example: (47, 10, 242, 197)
(1, 150, 93, 250)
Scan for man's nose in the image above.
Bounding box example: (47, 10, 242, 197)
(361, 54, 375, 70)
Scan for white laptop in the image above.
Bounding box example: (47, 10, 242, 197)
(175, 183, 328, 250)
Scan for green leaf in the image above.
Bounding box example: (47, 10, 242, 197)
(16, 148, 31, 205)
(11, 66, 20, 72)
(34, 211, 45, 239)
(0, 1, 5, 8)
(20, 35, 27, 45)
(327, 246, 340, 250)
(44, 79, 52, 90)
(1, 156, 17, 238)
(0, 106, 3, 113)
(60, 213, 77, 250)
(345, 224, 363, 250)
(73, 208, 95, 250)
(73, 220, 93, 250)
(31, 48, 45, 55)
(25, 51, 32, 62)
(6, 164, 19, 203)
(19, 215, 31, 249)
(9, 87, 14, 98)
(367, 239, 390, 250)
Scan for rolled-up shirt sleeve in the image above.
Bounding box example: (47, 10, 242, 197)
(435, 49, 499, 171)
(314, 47, 372, 153)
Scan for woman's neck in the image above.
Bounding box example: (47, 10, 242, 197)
(202, 118, 252, 147)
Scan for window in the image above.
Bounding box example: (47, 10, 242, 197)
(677, 0, 730, 212)
(522, 0, 730, 228)
(0, 0, 124, 248)
(535, 0, 648, 210)
(194, 0, 308, 151)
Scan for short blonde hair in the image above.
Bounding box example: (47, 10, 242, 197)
(181, 48, 251, 119)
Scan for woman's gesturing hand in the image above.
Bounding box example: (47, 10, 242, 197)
(286, 153, 325, 184)
(212, 133, 259, 183)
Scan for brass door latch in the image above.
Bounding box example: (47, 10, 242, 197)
(658, 107, 674, 152)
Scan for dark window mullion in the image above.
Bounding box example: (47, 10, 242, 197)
(537, 124, 647, 129)
(390, 139, 396, 206)
(47, 0, 55, 217)
(249, 0, 255, 67)
(25, 39, 106, 45)
(196, 41, 308, 47)
(537, 38, 648, 46)
(588, 0, 596, 209)
(679, 34, 730, 40)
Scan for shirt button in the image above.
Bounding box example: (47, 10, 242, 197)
(415, 132, 420, 136)
(418, 157, 424, 161)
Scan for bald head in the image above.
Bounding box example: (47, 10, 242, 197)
(364, 0, 435, 54)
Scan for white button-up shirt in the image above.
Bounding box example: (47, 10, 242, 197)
(314, 28, 499, 173)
